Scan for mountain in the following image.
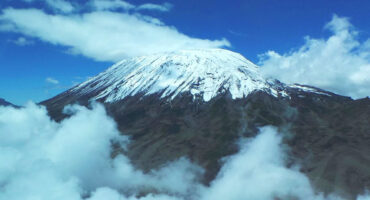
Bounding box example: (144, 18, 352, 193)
(71, 49, 289, 102)
(0, 98, 18, 107)
(41, 48, 370, 199)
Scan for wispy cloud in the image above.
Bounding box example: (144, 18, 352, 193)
(89, 0, 135, 11)
(22, 0, 75, 13)
(9, 36, 34, 46)
(45, 77, 59, 84)
(89, 0, 172, 12)
(228, 29, 248, 37)
(45, 0, 74, 13)
(259, 15, 370, 99)
(0, 2, 229, 62)
(136, 3, 173, 12)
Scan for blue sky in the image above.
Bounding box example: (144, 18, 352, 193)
(1, 0, 370, 105)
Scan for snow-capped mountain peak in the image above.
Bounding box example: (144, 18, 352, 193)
(72, 48, 284, 102)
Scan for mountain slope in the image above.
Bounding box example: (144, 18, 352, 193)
(0, 98, 18, 107)
(41, 48, 370, 199)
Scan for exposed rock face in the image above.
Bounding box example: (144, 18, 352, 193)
(41, 49, 370, 199)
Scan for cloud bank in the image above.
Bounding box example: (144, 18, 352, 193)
(0, 1, 230, 62)
(0, 103, 203, 200)
(259, 15, 370, 99)
(2, 103, 369, 200)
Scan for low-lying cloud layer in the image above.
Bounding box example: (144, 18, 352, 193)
(0, 1, 230, 62)
(0, 103, 203, 200)
(203, 127, 323, 200)
(259, 15, 370, 99)
(1, 103, 369, 200)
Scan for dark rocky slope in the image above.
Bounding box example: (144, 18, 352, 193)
(0, 98, 19, 107)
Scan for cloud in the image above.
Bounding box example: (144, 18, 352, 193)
(0, 103, 203, 200)
(0, 5, 229, 62)
(89, 0, 172, 12)
(22, 0, 75, 13)
(46, 77, 60, 84)
(259, 15, 370, 99)
(202, 126, 335, 200)
(228, 29, 248, 37)
(358, 193, 370, 200)
(9, 36, 34, 46)
(1, 103, 369, 200)
(44, 0, 75, 13)
(90, 0, 135, 11)
(136, 3, 173, 12)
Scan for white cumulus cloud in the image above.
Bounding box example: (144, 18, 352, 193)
(0, 4, 229, 62)
(259, 15, 370, 99)
(0, 103, 203, 200)
(202, 126, 339, 200)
